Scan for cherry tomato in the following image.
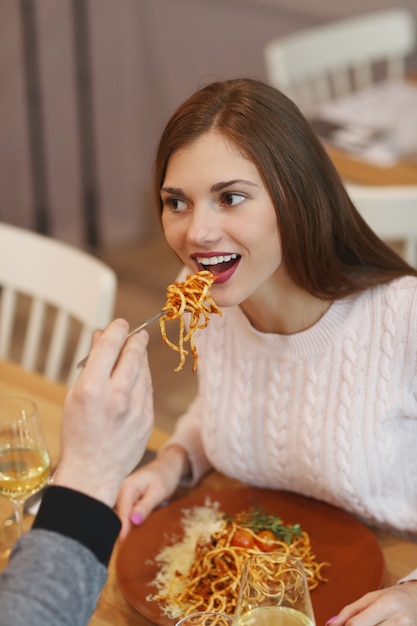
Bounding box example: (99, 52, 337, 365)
(231, 528, 255, 550)
(255, 530, 277, 552)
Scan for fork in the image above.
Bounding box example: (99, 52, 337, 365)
(76, 310, 165, 369)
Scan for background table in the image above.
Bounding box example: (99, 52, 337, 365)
(326, 144, 417, 185)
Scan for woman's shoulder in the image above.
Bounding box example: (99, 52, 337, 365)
(364, 275, 417, 335)
(376, 275, 417, 301)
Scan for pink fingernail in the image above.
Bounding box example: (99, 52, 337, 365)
(130, 512, 143, 525)
(326, 618, 338, 626)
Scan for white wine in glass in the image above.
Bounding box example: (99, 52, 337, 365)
(234, 553, 316, 626)
(0, 396, 51, 540)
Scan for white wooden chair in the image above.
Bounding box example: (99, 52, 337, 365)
(264, 8, 417, 116)
(345, 183, 417, 267)
(0, 222, 117, 386)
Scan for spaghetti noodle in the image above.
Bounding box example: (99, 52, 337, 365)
(149, 503, 330, 619)
(160, 270, 221, 372)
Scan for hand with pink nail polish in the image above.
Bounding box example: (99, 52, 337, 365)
(117, 444, 189, 539)
(130, 512, 143, 526)
(325, 580, 417, 625)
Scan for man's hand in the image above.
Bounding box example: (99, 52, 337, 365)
(53, 319, 154, 508)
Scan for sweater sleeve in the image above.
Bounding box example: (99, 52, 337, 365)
(0, 486, 121, 626)
(159, 394, 213, 485)
(398, 569, 417, 584)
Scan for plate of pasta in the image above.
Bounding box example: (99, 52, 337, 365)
(116, 487, 385, 626)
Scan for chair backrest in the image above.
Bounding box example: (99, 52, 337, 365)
(0, 222, 117, 386)
(264, 8, 417, 115)
(345, 183, 417, 267)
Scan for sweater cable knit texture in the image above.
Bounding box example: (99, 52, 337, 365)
(168, 275, 417, 540)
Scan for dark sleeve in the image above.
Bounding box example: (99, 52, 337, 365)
(32, 485, 121, 566)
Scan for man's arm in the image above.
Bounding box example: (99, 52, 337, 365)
(0, 319, 154, 626)
(0, 488, 119, 626)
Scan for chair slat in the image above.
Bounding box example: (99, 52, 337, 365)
(386, 57, 406, 80)
(0, 288, 17, 359)
(352, 64, 373, 90)
(312, 75, 333, 104)
(331, 68, 351, 98)
(22, 299, 46, 371)
(45, 310, 71, 381)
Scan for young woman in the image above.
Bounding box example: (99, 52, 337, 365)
(117, 78, 417, 624)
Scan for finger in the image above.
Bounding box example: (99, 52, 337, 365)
(328, 591, 380, 626)
(119, 495, 156, 540)
(128, 336, 153, 418)
(117, 482, 145, 539)
(109, 333, 152, 442)
(111, 330, 149, 389)
(126, 479, 172, 529)
(116, 471, 167, 539)
(83, 319, 130, 380)
(90, 328, 104, 349)
(81, 328, 104, 362)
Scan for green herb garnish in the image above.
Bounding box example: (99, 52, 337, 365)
(224, 507, 302, 545)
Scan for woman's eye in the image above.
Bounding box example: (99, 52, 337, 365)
(222, 192, 246, 207)
(163, 197, 188, 212)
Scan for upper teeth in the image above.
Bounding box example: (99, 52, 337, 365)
(196, 253, 238, 266)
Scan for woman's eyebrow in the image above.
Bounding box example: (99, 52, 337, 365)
(161, 180, 258, 195)
(161, 186, 184, 195)
(211, 179, 258, 192)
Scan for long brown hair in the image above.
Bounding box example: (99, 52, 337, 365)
(154, 78, 417, 298)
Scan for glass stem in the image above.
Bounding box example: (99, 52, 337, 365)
(13, 501, 24, 538)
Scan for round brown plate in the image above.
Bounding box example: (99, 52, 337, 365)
(116, 487, 385, 626)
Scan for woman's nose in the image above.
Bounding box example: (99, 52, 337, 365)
(186, 207, 221, 245)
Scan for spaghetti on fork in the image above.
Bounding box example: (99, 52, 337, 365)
(159, 270, 221, 372)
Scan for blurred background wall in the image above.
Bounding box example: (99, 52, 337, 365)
(1, 0, 416, 250)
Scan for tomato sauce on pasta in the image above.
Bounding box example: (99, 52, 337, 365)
(148, 502, 330, 619)
(160, 270, 221, 371)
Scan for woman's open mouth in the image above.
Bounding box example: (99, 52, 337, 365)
(193, 253, 241, 283)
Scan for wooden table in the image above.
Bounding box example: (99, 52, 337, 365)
(0, 360, 416, 625)
(326, 142, 417, 186)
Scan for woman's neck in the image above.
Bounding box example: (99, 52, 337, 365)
(240, 274, 331, 335)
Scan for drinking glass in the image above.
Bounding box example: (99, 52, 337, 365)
(0, 396, 51, 540)
(175, 612, 234, 626)
(234, 553, 316, 626)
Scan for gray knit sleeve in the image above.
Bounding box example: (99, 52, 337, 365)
(0, 529, 107, 626)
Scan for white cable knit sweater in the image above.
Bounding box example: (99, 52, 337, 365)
(167, 275, 417, 541)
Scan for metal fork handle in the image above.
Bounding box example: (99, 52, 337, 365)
(76, 310, 164, 369)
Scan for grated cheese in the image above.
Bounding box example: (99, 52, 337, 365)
(147, 498, 225, 618)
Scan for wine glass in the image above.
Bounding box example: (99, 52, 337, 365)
(234, 553, 316, 626)
(175, 612, 234, 626)
(0, 396, 51, 541)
